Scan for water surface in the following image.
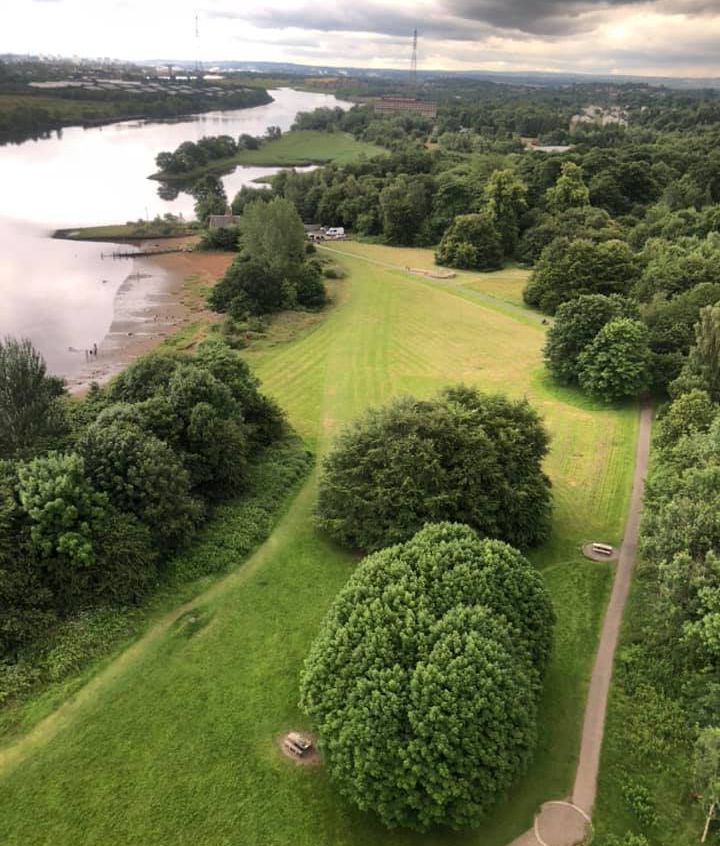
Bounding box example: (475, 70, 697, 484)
(0, 88, 350, 376)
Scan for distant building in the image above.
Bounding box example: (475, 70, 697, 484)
(373, 96, 437, 119)
(208, 214, 242, 229)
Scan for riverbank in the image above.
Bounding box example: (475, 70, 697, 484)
(0, 86, 273, 147)
(66, 238, 235, 393)
(151, 129, 385, 182)
(54, 223, 197, 242)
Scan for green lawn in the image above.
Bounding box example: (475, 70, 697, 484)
(0, 245, 638, 846)
(153, 130, 386, 180)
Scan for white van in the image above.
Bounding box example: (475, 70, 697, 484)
(325, 227, 345, 238)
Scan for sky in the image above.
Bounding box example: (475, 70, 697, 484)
(5, 0, 720, 78)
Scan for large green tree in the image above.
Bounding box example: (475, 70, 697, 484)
(524, 237, 640, 314)
(673, 304, 720, 402)
(316, 385, 552, 551)
(239, 196, 306, 272)
(544, 161, 591, 214)
(483, 168, 528, 256)
(543, 294, 636, 385)
(0, 337, 65, 458)
(435, 212, 504, 270)
(577, 318, 651, 401)
(300, 522, 554, 831)
(379, 174, 433, 245)
(78, 420, 200, 549)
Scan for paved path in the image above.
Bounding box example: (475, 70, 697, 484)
(509, 399, 653, 846)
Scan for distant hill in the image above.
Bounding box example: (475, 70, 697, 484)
(141, 58, 720, 90)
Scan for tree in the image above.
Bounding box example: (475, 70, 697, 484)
(694, 727, 720, 843)
(654, 389, 717, 451)
(239, 197, 305, 273)
(544, 162, 590, 214)
(17, 453, 108, 604)
(191, 175, 227, 226)
(0, 337, 66, 458)
(78, 420, 200, 549)
(435, 212, 504, 270)
(673, 304, 720, 402)
(578, 318, 651, 401)
(483, 168, 528, 256)
(0, 461, 55, 655)
(543, 294, 635, 385)
(379, 174, 433, 246)
(300, 522, 553, 831)
(524, 237, 640, 314)
(316, 385, 552, 552)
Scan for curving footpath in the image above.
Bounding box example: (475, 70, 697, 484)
(510, 399, 653, 846)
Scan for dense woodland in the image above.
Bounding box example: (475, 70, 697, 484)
(0, 337, 293, 673)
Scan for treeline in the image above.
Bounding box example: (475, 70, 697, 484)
(596, 310, 720, 844)
(154, 127, 276, 176)
(0, 85, 272, 146)
(0, 336, 287, 663)
(252, 99, 720, 401)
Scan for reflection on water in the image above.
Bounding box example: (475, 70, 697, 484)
(0, 88, 350, 376)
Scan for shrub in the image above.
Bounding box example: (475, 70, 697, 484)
(300, 522, 553, 831)
(317, 385, 551, 552)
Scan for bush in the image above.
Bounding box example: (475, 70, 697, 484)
(620, 779, 657, 827)
(317, 385, 552, 551)
(300, 522, 553, 831)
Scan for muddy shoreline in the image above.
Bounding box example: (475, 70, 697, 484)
(66, 238, 234, 395)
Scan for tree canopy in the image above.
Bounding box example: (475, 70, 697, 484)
(300, 522, 554, 831)
(316, 385, 552, 551)
(577, 318, 651, 402)
(435, 212, 504, 270)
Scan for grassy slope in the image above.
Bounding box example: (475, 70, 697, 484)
(153, 130, 386, 180)
(0, 246, 637, 846)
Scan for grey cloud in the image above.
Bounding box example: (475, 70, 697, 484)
(446, 0, 720, 35)
(206, 3, 495, 42)
(216, 0, 720, 42)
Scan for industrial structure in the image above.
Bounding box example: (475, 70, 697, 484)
(370, 31, 437, 119)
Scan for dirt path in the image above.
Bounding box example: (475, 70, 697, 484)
(510, 399, 653, 846)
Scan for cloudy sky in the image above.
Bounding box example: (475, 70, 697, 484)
(5, 0, 720, 77)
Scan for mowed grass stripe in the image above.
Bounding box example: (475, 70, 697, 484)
(0, 243, 637, 846)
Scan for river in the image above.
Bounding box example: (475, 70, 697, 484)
(0, 88, 351, 378)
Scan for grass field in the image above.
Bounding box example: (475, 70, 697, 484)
(0, 244, 638, 846)
(153, 130, 386, 181)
